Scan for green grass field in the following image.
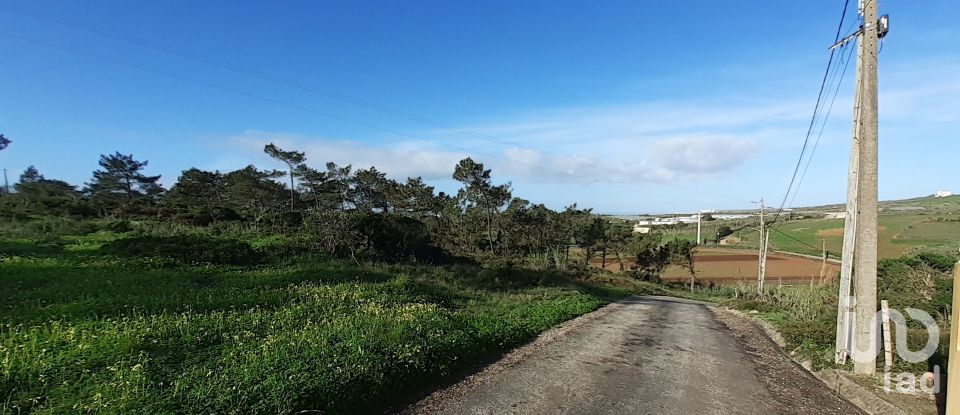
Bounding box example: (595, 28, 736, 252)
(734, 214, 960, 258)
(0, 232, 625, 414)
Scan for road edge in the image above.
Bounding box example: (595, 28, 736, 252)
(718, 307, 908, 415)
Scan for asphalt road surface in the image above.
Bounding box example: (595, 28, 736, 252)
(407, 296, 863, 415)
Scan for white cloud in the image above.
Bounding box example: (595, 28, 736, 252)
(218, 130, 468, 181)
(653, 136, 758, 176)
(212, 56, 960, 188)
(462, 98, 809, 147)
(432, 99, 796, 184)
(496, 147, 675, 184)
(212, 95, 791, 186)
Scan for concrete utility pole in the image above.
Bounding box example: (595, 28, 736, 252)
(834, 0, 887, 369)
(852, 0, 880, 375)
(835, 44, 862, 366)
(697, 211, 702, 245)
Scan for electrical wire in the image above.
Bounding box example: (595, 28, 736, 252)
(768, 42, 855, 257)
(767, 0, 853, 225)
(770, 227, 829, 256)
(754, 1, 857, 258)
(786, 38, 857, 209)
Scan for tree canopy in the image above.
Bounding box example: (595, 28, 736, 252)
(1, 146, 696, 280)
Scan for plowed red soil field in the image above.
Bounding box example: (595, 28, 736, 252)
(589, 249, 838, 286)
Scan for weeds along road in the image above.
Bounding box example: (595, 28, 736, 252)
(406, 296, 863, 415)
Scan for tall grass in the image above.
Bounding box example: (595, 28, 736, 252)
(0, 245, 620, 414)
(725, 251, 956, 373)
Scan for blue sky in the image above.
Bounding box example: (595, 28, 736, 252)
(1, 0, 958, 214)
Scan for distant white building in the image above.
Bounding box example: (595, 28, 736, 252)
(935, 190, 953, 198)
(633, 224, 651, 234)
(712, 214, 751, 220)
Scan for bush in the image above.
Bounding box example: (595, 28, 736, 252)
(727, 251, 957, 371)
(915, 252, 957, 273)
(880, 253, 956, 321)
(105, 220, 134, 233)
(13, 217, 101, 238)
(472, 267, 566, 290)
(173, 211, 214, 226)
(101, 235, 260, 265)
(351, 214, 447, 263)
(277, 211, 304, 228)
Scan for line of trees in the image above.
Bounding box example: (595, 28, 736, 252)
(0, 141, 694, 275)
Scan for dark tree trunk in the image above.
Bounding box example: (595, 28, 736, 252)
(124, 176, 133, 201)
(288, 168, 296, 212)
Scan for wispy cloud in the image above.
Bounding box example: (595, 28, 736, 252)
(653, 135, 758, 176)
(213, 97, 797, 185)
(220, 130, 468, 181)
(209, 55, 959, 192)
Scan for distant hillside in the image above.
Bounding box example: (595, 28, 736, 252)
(611, 194, 960, 259)
(796, 194, 960, 216)
(613, 194, 960, 218)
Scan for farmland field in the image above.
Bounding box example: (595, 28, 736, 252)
(589, 249, 837, 286)
(644, 196, 960, 259)
(659, 249, 838, 286)
(661, 214, 960, 259)
(736, 215, 960, 258)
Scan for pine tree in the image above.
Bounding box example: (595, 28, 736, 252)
(263, 143, 306, 211)
(86, 153, 163, 209)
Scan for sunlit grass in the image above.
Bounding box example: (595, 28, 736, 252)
(1, 253, 616, 414)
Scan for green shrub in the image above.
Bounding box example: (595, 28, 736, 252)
(11, 217, 102, 238)
(351, 214, 447, 263)
(915, 251, 957, 273)
(101, 235, 260, 265)
(105, 219, 134, 233)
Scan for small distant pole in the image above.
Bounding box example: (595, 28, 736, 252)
(2, 168, 8, 195)
(818, 239, 828, 285)
(697, 211, 702, 245)
(759, 229, 769, 293)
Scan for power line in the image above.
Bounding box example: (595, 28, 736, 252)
(768, 0, 853, 225)
(0, 3, 627, 179)
(770, 227, 830, 256)
(786, 38, 857, 209)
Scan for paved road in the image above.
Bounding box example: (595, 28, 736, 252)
(408, 296, 863, 415)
